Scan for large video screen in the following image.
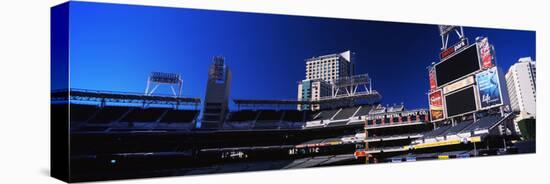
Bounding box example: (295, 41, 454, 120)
(435, 44, 480, 87)
(445, 86, 477, 117)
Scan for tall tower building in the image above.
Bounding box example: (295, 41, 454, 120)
(297, 79, 332, 110)
(305, 50, 352, 82)
(201, 56, 232, 129)
(298, 51, 352, 110)
(505, 57, 536, 116)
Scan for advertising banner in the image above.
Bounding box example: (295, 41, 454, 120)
(354, 150, 366, 158)
(478, 37, 494, 69)
(414, 139, 461, 149)
(440, 38, 468, 59)
(429, 68, 437, 91)
(429, 90, 444, 121)
(475, 67, 503, 109)
(443, 76, 474, 94)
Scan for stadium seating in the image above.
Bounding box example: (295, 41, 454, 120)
(222, 121, 253, 129)
(420, 114, 505, 138)
(279, 121, 305, 129)
(227, 110, 258, 122)
(160, 110, 199, 123)
(332, 107, 359, 120)
(460, 114, 504, 133)
(297, 156, 331, 168)
(253, 121, 280, 129)
(367, 133, 422, 141)
(246, 161, 283, 171)
(369, 106, 386, 115)
(257, 110, 284, 121)
(354, 105, 373, 116)
(386, 150, 473, 162)
(321, 154, 356, 165)
(180, 154, 357, 174)
(422, 125, 452, 138)
(75, 126, 109, 132)
(88, 106, 130, 124)
(313, 109, 339, 120)
(120, 107, 166, 123)
(387, 104, 404, 112)
(223, 110, 313, 129)
(303, 111, 315, 121)
(281, 110, 305, 122)
(70, 104, 99, 122)
(326, 121, 349, 127)
(304, 120, 324, 128)
(443, 120, 474, 135)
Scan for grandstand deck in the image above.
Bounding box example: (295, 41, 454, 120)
(332, 107, 359, 120)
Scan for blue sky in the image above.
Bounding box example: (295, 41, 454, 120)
(63, 1, 536, 110)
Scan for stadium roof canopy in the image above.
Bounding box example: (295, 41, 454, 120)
(233, 99, 313, 105)
(233, 92, 381, 110)
(52, 88, 201, 106)
(318, 91, 381, 104)
(234, 92, 382, 106)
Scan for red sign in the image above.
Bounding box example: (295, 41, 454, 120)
(440, 47, 455, 59)
(354, 150, 366, 158)
(440, 39, 467, 59)
(429, 90, 444, 121)
(478, 37, 493, 69)
(429, 69, 437, 91)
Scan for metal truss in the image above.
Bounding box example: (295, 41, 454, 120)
(439, 25, 465, 51)
(145, 72, 183, 97)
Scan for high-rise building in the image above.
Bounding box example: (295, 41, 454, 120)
(305, 50, 352, 82)
(505, 57, 536, 116)
(297, 79, 332, 110)
(201, 56, 232, 129)
(298, 51, 353, 110)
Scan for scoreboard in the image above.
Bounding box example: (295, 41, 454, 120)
(435, 44, 480, 87)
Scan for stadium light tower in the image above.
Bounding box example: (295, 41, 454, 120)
(144, 72, 183, 97)
(438, 25, 465, 51)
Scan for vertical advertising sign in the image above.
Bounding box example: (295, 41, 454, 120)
(475, 67, 503, 109)
(429, 68, 437, 92)
(429, 90, 444, 121)
(478, 37, 494, 69)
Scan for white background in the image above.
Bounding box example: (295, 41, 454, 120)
(0, 0, 548, 183)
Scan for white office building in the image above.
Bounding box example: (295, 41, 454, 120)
(305, 50, 352, 82)
(505, 57, 536, 116)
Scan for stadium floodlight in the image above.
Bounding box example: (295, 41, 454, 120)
(438, 25, 465, 51)
(145, 72, 183, 97)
